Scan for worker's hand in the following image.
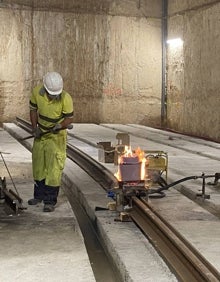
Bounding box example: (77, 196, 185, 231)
(33, 127, 42, 139)
(52, 123, 62, 133)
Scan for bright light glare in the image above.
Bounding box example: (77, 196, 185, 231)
(167, 38, 183, 46)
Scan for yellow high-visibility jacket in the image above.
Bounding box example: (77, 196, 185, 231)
(30, 85, 74, 187)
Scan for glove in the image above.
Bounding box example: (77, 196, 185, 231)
(33, 127, 42, 139)
(52, 123, 62, 133)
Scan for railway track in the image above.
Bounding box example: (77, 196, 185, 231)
(130, 197, 220, 282)
(15, 117, 220, 281)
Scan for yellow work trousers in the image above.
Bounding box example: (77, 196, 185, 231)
(32, 132, 67, 187)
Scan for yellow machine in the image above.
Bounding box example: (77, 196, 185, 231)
(145, 151, 168, 185)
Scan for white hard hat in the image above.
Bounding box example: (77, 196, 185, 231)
(43, 72, 63, 95)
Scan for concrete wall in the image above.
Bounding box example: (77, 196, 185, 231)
(0, 0, 162, 126)
(101, 16, 161, 124)
(0, 7, 32, 123)
(2, 1, 219, 142)
(167, 0, 220, 141)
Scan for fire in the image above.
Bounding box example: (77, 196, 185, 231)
(114, 146, 147, 181)
(135, 147, 147, 180)
(118, 146, 132, 160)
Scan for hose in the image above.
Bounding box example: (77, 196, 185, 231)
(148, 174, 216, 196)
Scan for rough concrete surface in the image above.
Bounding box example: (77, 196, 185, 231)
(0, 0, 162, 127)
(167, 0, 220, 141)
(3, 122, 220, 281)
(0, 0, 220, 141)
(0, 128, 96, 282)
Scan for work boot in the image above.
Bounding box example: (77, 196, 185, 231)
(28, 198, 42, 205)
(43, 204, 55, 212)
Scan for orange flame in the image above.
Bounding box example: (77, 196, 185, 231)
(118, 146, 132, 164)
(114, 146, 147, 181)
(135, 147, 147, 180)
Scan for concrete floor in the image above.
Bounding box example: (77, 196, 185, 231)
(64, 123, 220, 277)
(0, 128, 96, 282)
(1, 123, 220, 281)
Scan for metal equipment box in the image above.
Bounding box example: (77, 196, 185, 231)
(145, 151, 168, 181)
(97, 142, 115, 163)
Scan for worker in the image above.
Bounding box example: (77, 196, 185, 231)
(28, 72, 74, 212)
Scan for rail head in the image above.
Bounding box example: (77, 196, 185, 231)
(130, 197, 220, 282)
(67, 143, 118, 191)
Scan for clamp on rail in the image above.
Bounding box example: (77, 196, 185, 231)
(0, 151, 26, 214)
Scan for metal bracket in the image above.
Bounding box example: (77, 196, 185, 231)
(0, 177, 6, 199)
(196, 173, 210, 199)
(207, 173, 220, 186)
(0, 177, 25, 214)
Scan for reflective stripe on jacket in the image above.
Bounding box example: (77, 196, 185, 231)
(29, 85, 74, 131)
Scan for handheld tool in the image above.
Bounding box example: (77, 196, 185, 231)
(21, 124, 73, 141)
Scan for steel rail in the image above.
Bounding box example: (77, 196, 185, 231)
(15, 117, 220, 281)
(66, 143, 118, 191)
(130, 197, 220, 282)
(16, 117, 33, 133)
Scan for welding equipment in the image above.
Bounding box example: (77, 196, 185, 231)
(102, 136, 219, 221)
